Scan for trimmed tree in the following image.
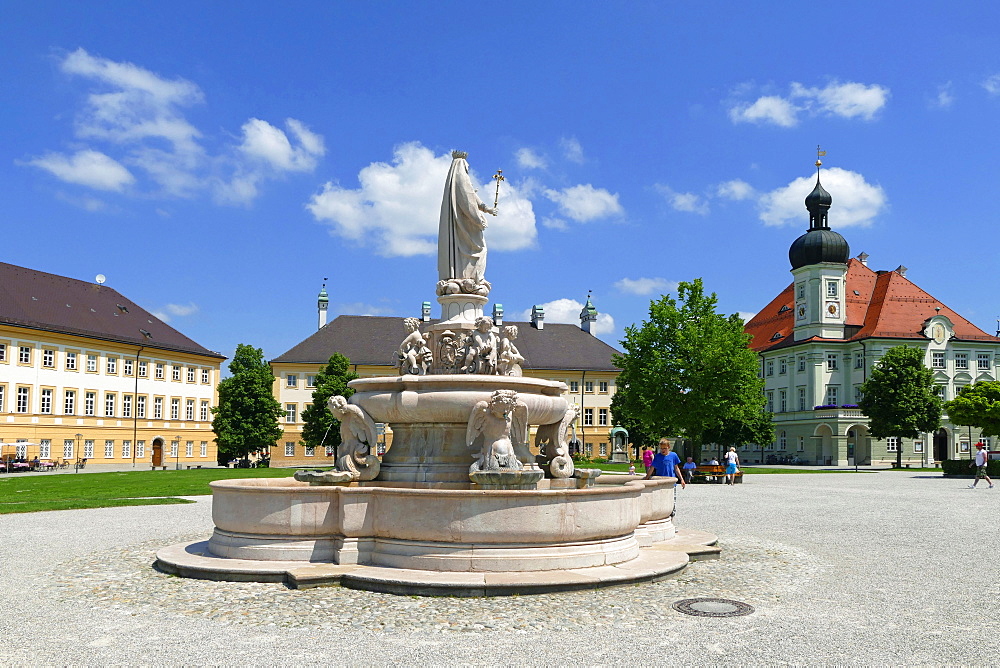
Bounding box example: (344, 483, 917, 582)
(945, 380, 1000, 442)
(612, 278, 773, 462)
(211, 344, 284, 465)
(858, 345, 942, 468)
(300, 353, 359, 459)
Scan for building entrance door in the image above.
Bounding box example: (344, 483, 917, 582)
(152, 438, 163, 467)
(933, 428, 949, 462)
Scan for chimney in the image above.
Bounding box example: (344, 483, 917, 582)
(421, 301, 431, 322)
(317, 280, 329, 330)
(492, 303, 504, 327)
(531, 305, 545, 330)
(857, 252, 869, 267)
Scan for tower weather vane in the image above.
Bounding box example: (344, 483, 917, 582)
(816, 145, 826, 170)
(492, 169, 504, 210)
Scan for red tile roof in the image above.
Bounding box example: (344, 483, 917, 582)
(745, 258, 997, 352)
(0, 262, 224, 359)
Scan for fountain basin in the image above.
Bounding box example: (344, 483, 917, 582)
(205, 476, 678, 572)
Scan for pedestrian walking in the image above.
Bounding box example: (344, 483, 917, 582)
(723, 446, 740, 485)
(969, 442, 994, 489)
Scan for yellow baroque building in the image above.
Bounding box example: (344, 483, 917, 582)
(0, 262, 225, 469)
(269, 298, 621, 467)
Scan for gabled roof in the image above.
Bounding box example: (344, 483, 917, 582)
(0, 262, 224, 359)
(271, 314, 621, 372)
(745, 258, 998, 353)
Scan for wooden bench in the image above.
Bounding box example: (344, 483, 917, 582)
(185, 465, 203, 470)
(690, 465, 743, 484)
(151, 465, 168, 471)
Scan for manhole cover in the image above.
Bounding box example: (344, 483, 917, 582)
(672, 598, 755, 618)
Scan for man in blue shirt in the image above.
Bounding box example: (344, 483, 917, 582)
(644, 438, 686, 488)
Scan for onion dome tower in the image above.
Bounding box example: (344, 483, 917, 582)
(317, 280, 329, 330)
(790, 149, 849, 341)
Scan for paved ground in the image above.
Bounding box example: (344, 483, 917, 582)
(1, 471, 996, 665)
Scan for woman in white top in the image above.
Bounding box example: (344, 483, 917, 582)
(724, 447, 740, 486)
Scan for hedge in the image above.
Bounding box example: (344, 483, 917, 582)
(941, 458, 1000, 477)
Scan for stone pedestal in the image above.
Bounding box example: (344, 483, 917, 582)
(470, 469, 544, 489)
(437, 293, 487, 325)
(293, 470, 355, 486)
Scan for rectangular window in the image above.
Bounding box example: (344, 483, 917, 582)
(285, 442, 295, 457)
(779, 359, 787, 375)
(569, 381, 579, 393)
(19, 346, 31, 364)
(155, 363, 164, 379)
(66, 440, 76, 459)
(306, 375, 317, 388)
(107, 357, 117, 374)
(326, 445, 335, 457)
(827, 353, 839, 371)
(201, 369, 210, 384)
(584, 381, 594, 393)
(170, 441, 179, 457)
(170, 399, 179, 420)
(598, 408, 609, 426)
(105, 440, 114, 458)
(172, 366, 181, 381)
(827, 281, 838, 297)
(185, 441, 193, 457)
(854, 386, 863, 402)
(200, 400, 209, 421)
(798, 388, 806, 411)
(766, 360, 774, 376)
(200, 441, 207, 457)
(599, 381, 609, 393)
(766, 391, 774, 412)
(854, 352, 863, 369)
(40, 389, 52, 414)
(85, 392, 96, 416)
(934, 385, 946, 399)
(798, 356, 806, 372)
(778, 432, 787, 450)
(84, 440, 94, 458)
(913, 440, 925, 453)
(978, 354, 991, 370)
(40, 440, 51, 459)
(187, 368, 195, 383)
(583, 408, 594, 426)
(42, 349, 55, 367)
(185, 399, 194, 421)
(825, 386, 838, 406)
(796, 283, 805, 300)
(154, 397, 163, 419)
(66, 352, 77, 370)
(286, 403, 297, 423)
(137, 395, 146, 418)
(123, 394, 133, 418)
(982, 437, 992, 448)
(956, 353, 968, 370)
(305, 446, 315, 457)
(599, 443, 607, 457)
(0, 386, 4, 412)
(87, 354, 97, 372)
(797, 436, 805, 452)
(122, 441, 131, 459)
(287, 374, 298, 388)
(105, 393, 116, 417)
(138, 361, 148, 377)
(932, 352, 945, 369)
(886, 436, 899, 452)
(16, 387, 29, 413)
(0, 342, 5, 361)
(124, 359, 134, 376)
(137, 441, 146, 458)
(779, 390, 786, 413)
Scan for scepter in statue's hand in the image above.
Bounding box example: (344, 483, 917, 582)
(491, 169, 504, 215)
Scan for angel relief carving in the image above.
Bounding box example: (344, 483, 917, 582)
(467, 389, 527, 472)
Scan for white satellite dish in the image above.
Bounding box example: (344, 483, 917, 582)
(95, 274, 106, 285)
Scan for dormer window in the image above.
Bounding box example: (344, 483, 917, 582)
(778, 305, 790, 314)
(770, 332, 783, 341)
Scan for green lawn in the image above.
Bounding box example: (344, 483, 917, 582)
(0, 467, 297, 514)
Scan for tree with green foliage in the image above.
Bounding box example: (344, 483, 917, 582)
(858, 345, 942, 468)
(211, 344, 284, 465)
(945, 380, 1000, 440)
(612, 278, 773, 462)
(300, 353, 360, 459)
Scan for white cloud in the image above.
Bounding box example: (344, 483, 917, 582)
(515, 298, 615, 336)
(27, 49, 323, 203)
(716, 179, 756, 201)
(238, 118, 325, 172)
(758, 167, 887, 227)
(335, 302, 397, 317)
(560, 137, 584, 163)
(737, 311, 758, 323)
(541, 217, 569, 230)
(982, 74, 1000, 95)
(27, 149, 134, 191)
(307, 142, 537, 257)
(615, 277, 679, 296)
(729, 95, 799, 127)
(515, 147, 546, 170)
(933, 82, 954, 109)
(544, 184, 623, 222)
(152, 302, 199, 322)
(730, 81, 889, 127)
(655, 184, 709, 215)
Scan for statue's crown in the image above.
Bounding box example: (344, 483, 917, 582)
(451, 150, 468, 159)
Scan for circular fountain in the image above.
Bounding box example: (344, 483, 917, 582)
(156, 151, 718, 595)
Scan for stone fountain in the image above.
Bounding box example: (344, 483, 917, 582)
(156, 151, 718, 596)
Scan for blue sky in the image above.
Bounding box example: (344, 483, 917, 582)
(4, 2, 1000, 363)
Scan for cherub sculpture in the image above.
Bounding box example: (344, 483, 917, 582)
(328, 395, 380, 481)
(467, 389, 527, 472)
(459, 316, 499, 375)
(497, 325, 525, 376)
(397, 317, 432, 375)
(534, 404, 579, 478)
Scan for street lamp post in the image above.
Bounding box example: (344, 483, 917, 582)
(75, 433, 82, 473)
(175, 436, 181, 470)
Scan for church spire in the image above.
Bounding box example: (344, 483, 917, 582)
(805, 146, 832, 230)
